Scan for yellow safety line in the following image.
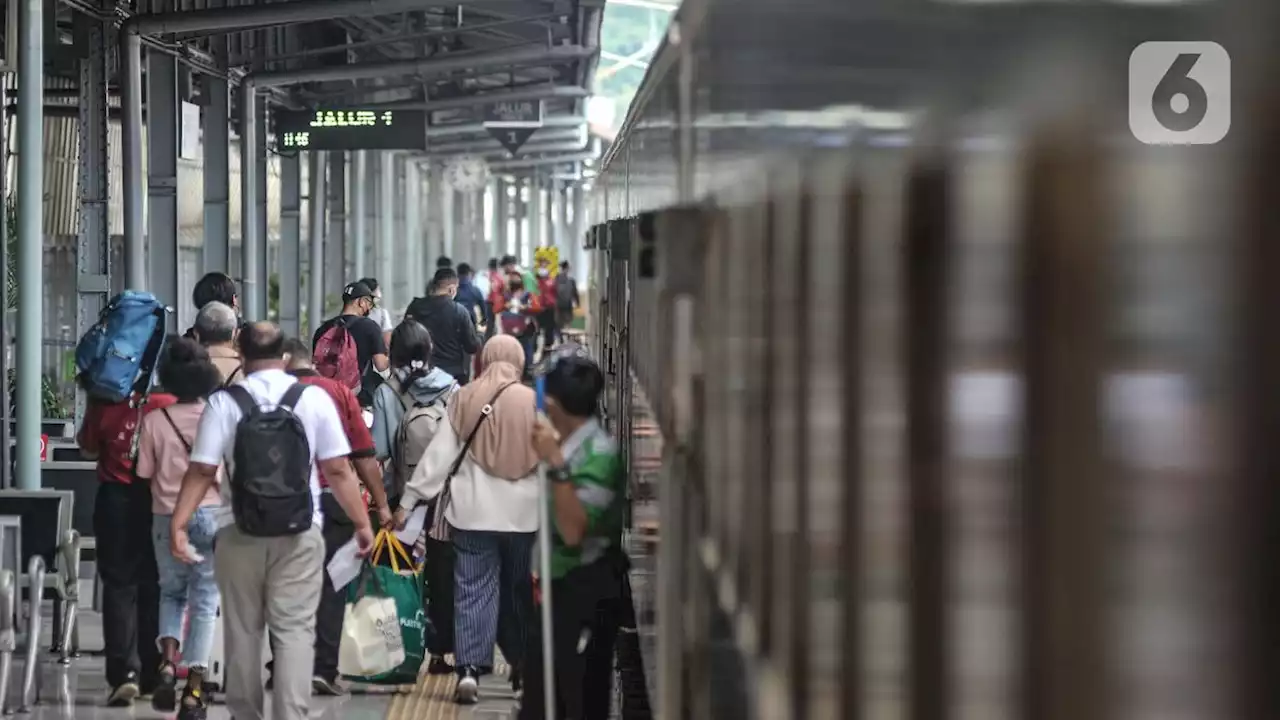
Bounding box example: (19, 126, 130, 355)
(383, 656, 513, 720)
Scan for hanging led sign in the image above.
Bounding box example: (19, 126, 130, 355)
(275, 108, 427, 150)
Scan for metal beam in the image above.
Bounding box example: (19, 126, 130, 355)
(15, 0, 42, 490)
(327, 152, 347, 294)
(123, 0, 497, 36)
(490, 151, 598, 171)
(75, 9, 110, 428)
(378, 152, 395, 314)
(121, 31, 145, 289)
(246, 44, 592, 89)
(239, 84, 262, 319)
(427, 114, 585, 138)
(148, 50, 180, 332)
(202, 43, 231, 272)
(386, 84, 589, 111)
(308, 151, 327, 336)
(279, 153, 301, 337)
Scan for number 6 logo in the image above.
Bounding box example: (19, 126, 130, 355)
(1130, 41, 1230, 145)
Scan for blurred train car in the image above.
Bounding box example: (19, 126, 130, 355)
(584, 1, 1280, 719)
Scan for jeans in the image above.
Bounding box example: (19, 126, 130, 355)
(518, 332, 537, 371)
(95, 482, 160, 688)
(153, 508, 220, 669)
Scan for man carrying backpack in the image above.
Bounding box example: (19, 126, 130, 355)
(312, 282, 390, 407)
(169, 322, 374, 720)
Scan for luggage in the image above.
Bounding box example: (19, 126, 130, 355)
(313, 318, 362, 391)
(387, 376, 452, 498)
(223, 384, 314, 536)
(340, 531, 427, 685)
(74, 291, 169, 403)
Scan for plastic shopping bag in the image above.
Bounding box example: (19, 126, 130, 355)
(340, 530, 428, 685)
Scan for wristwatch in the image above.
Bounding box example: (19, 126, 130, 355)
(548, 465, 573, 484)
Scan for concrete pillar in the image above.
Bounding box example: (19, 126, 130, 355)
(278, 154, 301, 337)
(256, 101, 268, 319)
(379, 152, 395, 314)
(121, 32, 145, 289)
(529, 177, 544, 251)
(514, 178, 526, 262)
(557, 181, 570, 253)
(238, 86, 261, 320)
(147, 50, 180, 331)
(405, 161, 422, 299)
(493, 179, 509, 260)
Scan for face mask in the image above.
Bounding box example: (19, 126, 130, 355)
(537, 268, 549, 278)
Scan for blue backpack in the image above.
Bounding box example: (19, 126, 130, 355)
(75, 291, 170, 403)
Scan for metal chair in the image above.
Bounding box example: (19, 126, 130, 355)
(0, 491, 81, 664)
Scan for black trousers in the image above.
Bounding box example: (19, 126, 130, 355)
(424, 536, 456, 655)
(313, 494, 355, 679)
(94, 481, 161, 688)
(539, 309, 560, 352)
(519, 579, 620, 720)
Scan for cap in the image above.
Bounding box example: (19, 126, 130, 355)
(343, 282, 374, 302)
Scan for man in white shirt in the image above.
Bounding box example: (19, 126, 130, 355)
(169, 322, 373, 720)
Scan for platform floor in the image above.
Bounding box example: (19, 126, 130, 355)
(6, 602, 519, 719)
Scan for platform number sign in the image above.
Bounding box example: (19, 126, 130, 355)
(1129, 41, 1230, 145)
(483, 100, 544, 155)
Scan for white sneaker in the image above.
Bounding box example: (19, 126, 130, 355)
(455, 674, 479, 705)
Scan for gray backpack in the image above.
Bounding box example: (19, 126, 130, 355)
(388, 375, 454, 497)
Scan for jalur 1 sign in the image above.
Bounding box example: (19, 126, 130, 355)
(275, 108, 428, 151)
(483, 100, 544, 155)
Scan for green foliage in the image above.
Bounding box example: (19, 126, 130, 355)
(7, 369, 72, 420)
(596, 4, 671, 129)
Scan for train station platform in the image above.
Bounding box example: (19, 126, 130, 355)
(5, 602, 519, 720)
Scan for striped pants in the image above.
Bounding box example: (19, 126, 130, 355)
(453, 529, 536, 670)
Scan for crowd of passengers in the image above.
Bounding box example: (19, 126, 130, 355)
(76, 256, 626, 720)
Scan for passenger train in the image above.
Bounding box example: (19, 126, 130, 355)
(586, 1, 1280, 719)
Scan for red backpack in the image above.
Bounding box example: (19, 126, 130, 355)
(313, 318, 361, 391)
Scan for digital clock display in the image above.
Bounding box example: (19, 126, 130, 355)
(275, 108, 426, 150)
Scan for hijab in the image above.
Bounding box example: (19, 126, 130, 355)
(448, 335, 539, 480)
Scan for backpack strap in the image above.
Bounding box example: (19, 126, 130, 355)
(278, 383, 308, 411)
(223, 365, 242, 387)
(160, 407, 193, 454)
(223, 383, 258, 418)
(386, 374, 410, 413)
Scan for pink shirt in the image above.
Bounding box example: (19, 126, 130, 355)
(135, 401, 222, 514)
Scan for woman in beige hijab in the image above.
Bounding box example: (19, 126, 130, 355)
(396, 334, 539, 704)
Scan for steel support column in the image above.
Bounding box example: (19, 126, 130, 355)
(278, 154, 301, 337)
(571, 183, 586, 276)
(427, 163, 445, 267)
(392, 155, 408, 308)
(493, 179, 509, 259)
(327, 151, 346, 293)
(366, 152, 380, 282)
(15, 0, 42, 490)
(352, 150, 367, 279)
(75, 10, 110, 427)
(238, 85, 261, 320)
(514, 178, 526, 260)
(256, 101, 269, 320)
(202, 60, 230, 272)
(121, 31, 145, 288)
(379, 152, 395, 314)
(147, 50, 180, 331)
(308, 152, 327, 336)
(529, 177, 544, 250)
(557, 181, 570, 253)
(405, 161, 422, 299)
(442, 185, 456, 261)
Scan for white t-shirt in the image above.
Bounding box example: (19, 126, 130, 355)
(189, 368, 352, 529)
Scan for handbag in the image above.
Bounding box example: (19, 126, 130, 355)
(427, 382, 517, 541)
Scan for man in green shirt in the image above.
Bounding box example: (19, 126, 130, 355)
(524, 355, 627, 719)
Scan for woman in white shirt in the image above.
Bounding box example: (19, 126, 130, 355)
(395, 335, 539, 704)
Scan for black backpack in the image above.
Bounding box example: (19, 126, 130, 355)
(224, 383, 314, 537)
